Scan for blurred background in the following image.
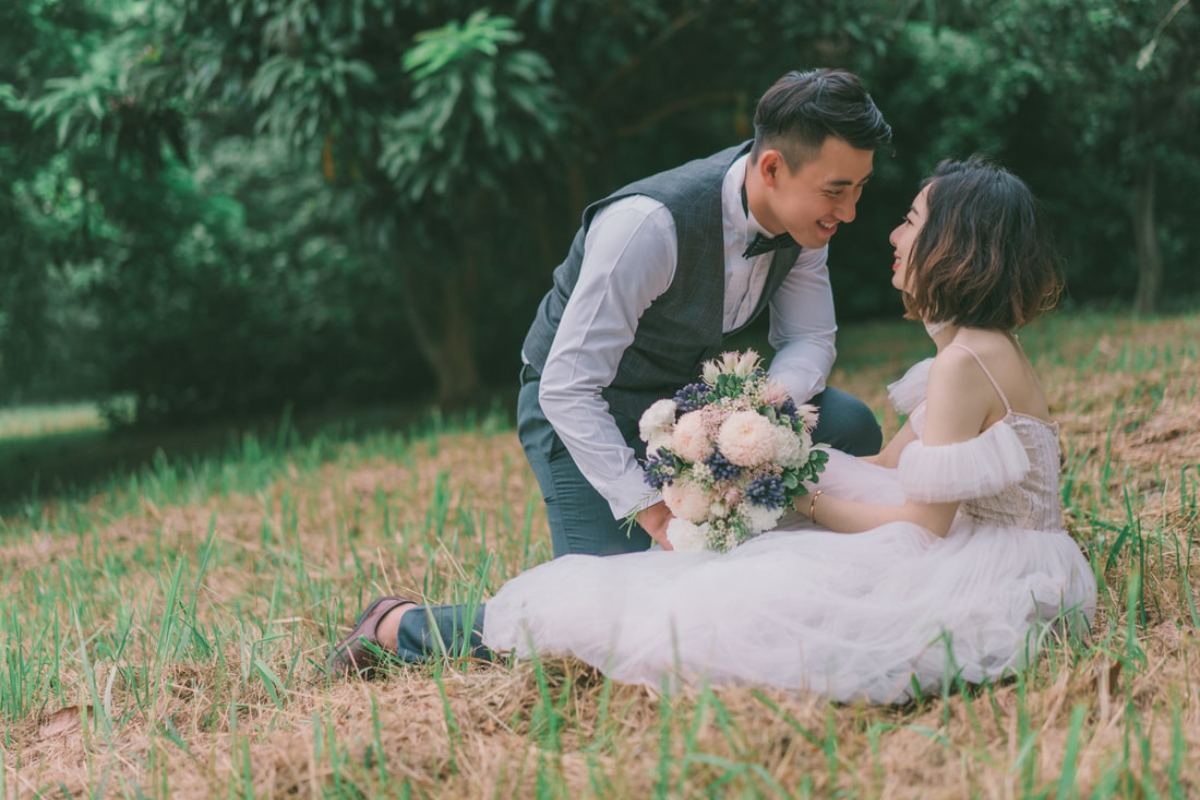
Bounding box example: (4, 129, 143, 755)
(0, 0, 1197, 502)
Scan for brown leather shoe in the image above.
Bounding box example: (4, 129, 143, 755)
(328, 596, 416, 678)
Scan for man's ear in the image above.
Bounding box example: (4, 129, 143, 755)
(758, 149, 784, 187)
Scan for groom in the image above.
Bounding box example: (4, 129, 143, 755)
(519, 68, 892, 557)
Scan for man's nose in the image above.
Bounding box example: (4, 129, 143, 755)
(837, 196, 858, 223)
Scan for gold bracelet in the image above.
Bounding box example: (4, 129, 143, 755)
(809, 490, 824, 526)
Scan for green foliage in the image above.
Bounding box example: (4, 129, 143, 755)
(381, 11, 563, 202)
(0, 0, 112, 398)
(29, 31, 188, 170)
(90, 136, 427, 425)
(968, 0, 1200, 311)
(3, 0, 1198, 421)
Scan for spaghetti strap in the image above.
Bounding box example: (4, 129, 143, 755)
(946, 342, 1012, 412)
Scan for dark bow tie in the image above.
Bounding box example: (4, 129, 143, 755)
(742, 231, 797, 259)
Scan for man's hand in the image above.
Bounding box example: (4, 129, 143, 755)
(636, 501, 675, 550)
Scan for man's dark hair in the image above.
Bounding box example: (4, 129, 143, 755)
(903, 156, 1063, 330)
(751, 69, 892, 169)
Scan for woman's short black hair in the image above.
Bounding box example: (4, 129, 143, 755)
(903, 157, 1063, 330)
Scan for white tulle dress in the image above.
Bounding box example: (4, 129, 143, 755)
(483, 350, 1097, 703)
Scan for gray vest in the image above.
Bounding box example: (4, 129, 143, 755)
(523, 141, 802, 420)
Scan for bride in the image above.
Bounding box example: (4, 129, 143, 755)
(330, 157, 1097, 703)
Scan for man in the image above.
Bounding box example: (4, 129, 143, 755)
(518, 68, 892, 556)
(329, 71, 895, 674)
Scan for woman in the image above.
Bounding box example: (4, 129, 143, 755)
(331, 158, 1097, 703)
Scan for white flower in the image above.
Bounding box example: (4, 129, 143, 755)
(639, 399, 678, 444)
(718, 350, 760, 377)
(741, 503, 784, 534)
(662, 479, 711, 523)
(719, 351, 742, 372)
(799, 429, 814, 460)
(666, 518, 709, 551)
(718, 527, 742, 552)
(689, 460, 714, 484)
(736, 350, 763, 376)
(702, 359, 722, 386)
(647, 431, 673, 456)
(717, 411, 777, 467)
(710, 499, 730, 518)
(771, 424, 803, 468)
(671, 410, 714, 462)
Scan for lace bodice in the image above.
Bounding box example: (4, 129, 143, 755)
(890, 354, 1064, 531)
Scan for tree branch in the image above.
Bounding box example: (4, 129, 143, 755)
(587, 10, 700, 108)
(615, 91, 741, 138)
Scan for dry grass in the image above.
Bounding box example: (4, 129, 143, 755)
(2, 311, 1198, 798)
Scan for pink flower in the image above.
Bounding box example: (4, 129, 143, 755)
(724, 487, 744, 505)
(717, 411, 777, 467)
(663, 479, 712, 523)
(699, 405, 731, 439)
(763, 381, 792, 408)
(797, 403, 820, 434)
(670, 410, 713, 462)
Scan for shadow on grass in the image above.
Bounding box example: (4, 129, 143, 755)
(0, 387, 521, 517)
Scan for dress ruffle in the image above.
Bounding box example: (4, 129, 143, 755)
(887, 357, 934, 415)
(898, 421, 1031, 503)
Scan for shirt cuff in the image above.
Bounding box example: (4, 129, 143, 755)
(604, 469, 661, 520)
(769, 365, 826, 405)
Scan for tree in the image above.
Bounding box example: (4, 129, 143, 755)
(0, 1, 115, 398)
(375, 12, 566, 406)
(985, 0, 1200, 314)
(161, 0, 906, 406)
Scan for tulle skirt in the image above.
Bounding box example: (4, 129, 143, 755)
(482, 451, 1097, 703)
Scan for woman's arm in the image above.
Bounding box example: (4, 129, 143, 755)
(797, 348, 1003, 537)
(797, 491, 959, 537)
(860, 419, 917, 468)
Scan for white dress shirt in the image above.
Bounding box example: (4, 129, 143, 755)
(537, 154, 838, 519)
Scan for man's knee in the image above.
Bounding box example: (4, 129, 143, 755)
(812, 388, 882, 457)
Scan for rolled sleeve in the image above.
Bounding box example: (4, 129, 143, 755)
(538, 197, 677, 519)
(766, 246, 838, 403)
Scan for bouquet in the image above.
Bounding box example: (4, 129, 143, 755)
(637, 350, 828, 552)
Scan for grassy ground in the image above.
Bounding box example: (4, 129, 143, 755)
(1, 311, 1197, 798)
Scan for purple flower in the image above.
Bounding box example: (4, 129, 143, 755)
(643, 448, 676, 490)
(778, 398, 802, 426)
(674, 382, 712, 413)
(745, 474, 787, 510)
(704, 449, 742, 481)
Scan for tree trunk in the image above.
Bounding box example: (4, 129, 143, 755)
(430, 279, 479, 409)
(398, 251, 480, 409)
(1132, 159, 1163, 315)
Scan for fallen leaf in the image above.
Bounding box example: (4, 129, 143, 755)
(39, 705, 91, 739)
